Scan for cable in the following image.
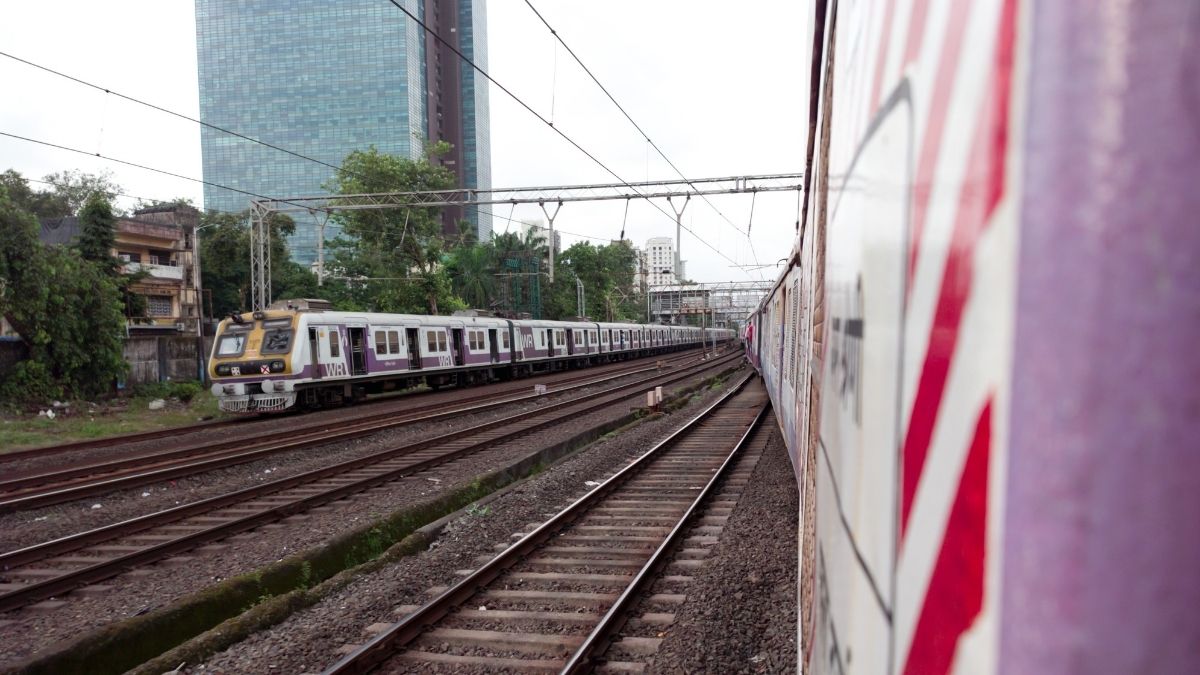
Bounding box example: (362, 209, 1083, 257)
(0, 50, 356, 182)
(520, 0, 764, 276)
(0, 131, 318, 214)
(380, 0, 753, 279)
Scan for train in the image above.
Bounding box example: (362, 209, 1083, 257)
(747, 1, 1198, 674)
(208, 300, 735, 414)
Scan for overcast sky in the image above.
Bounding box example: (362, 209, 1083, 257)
(0, 0, 804, 283)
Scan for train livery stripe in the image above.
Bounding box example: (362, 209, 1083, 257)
(905, 0, 973, 301)
(901, 398, 992, 675)
(899, 0, 1016, 541)
(868, 0, 899, 114)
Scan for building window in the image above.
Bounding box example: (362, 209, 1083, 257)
(147, 295, 173, 317)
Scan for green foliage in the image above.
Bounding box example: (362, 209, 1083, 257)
(543, 240, 643, 321)
(0, 189, 127, 401)
(445, 242, 496, 310)
(77, 193, 118, 271)
(199, 211, 317, 317)
(0, 169, 123, 218)
(324, 147, 465, 315)
(134, 380, 204, 403)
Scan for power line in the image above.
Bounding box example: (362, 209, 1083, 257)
(380, 0, 754, 279)
(0, 50, 355, 182)
(519, 0, 764, 278)
(0, 131, 318, 214)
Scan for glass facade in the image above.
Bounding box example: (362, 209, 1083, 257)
(458, 0, 492, 240)
(196, 0, 490, 263)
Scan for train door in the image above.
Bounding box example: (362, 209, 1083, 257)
(451, 328, 464, 366)
(567, 329, 575, 356)
(316, 326, 348, 378)
(308, 328, 321, 379)
(348, 327, 367, 375)
(546, 329, 554, 357)
(489, 328, 499, 363)
(407, 328, 421, 369)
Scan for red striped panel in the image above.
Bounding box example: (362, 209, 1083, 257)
(900, 0, 1017, 539)
(901, 399, 992, 675)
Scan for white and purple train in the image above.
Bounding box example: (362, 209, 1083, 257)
(208, 302, 734, 414)
(747, 0, 1198, 673)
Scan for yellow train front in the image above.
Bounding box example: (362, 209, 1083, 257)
(208, 310, 303, 413)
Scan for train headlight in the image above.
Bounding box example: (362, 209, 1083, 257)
(261, 380, 275, 393)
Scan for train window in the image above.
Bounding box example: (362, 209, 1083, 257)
(328, 330, 340, 358)
(437, 332, 448, 352)
(261, 328, 292, 354)
(427, 331, 438, 353)
(216, 333, 247, 356)
(388, 331, 400, 354)
(375, 330, 387, 354)
(555, 331, 564, 347)
(502, 331, 510, 349)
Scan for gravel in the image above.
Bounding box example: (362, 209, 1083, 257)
(644, 425, 799, 674)
(0, 359, 741, 667)
(183, 372, 749, 674)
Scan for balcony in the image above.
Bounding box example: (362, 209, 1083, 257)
(123, 262, 184, 280)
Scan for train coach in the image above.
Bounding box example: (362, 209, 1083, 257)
(749, 1, 1198, 674)
(208, 301, 734, 414)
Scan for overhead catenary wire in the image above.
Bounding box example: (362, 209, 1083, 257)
(380, 0, 754, 279)
(0, 131, 322, 215)
(519, 0, 764, 277)
(0, 50, 354, 182)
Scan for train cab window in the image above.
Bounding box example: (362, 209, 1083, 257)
(262, 328, 292, 354)
(327, 330, 340, 358)
(216, 330, 249, 356)
(388, 331, 400, 354)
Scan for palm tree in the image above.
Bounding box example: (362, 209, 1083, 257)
(449, 243, 496, 309)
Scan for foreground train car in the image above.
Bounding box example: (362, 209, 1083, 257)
(208, 307, 733, 413)
(749, 1, 1198, 674)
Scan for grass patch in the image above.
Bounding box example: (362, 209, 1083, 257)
(0, 390, 225, 453)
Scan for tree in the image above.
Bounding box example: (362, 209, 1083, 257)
(1, 168, 124, 218)
(446, 241, 496, 310)
(77, 193, 117, 269)
(325, 146, 466, 314)
(199, 210, 318, 317)
(0, 188, 127, 401)
(541, 241, 642, 321)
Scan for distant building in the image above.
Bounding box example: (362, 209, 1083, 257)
(32, 205, 203, 336)
(195, 0, 492, 263)
(520, 220, 561, 255)
(645, 236, 677, 286)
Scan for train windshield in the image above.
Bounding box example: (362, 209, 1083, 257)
(216, 326, 250, 356)
(260, 318, 294, 354)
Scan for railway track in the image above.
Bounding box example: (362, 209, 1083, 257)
(0, 350, 718, 514)
(0, 351, 743, 614)
(0, 348, 711, 466)
(322, 373, 770, 674)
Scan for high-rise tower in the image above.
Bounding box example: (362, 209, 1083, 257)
(196, 0, 491, 264)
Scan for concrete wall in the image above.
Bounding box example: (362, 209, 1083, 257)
(122, 336, 208, 387)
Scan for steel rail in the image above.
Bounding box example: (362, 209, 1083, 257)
(0, 351, 707, 512)
(0, 347, 702, 466)
(322, 371, 759, 675)
(0, 353, 742, 612)
(561, 402, 771, 674)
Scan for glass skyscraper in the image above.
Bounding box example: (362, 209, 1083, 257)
(196, 0, 491, 264)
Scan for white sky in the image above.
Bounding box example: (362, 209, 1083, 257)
(0, 0, 805, 283)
